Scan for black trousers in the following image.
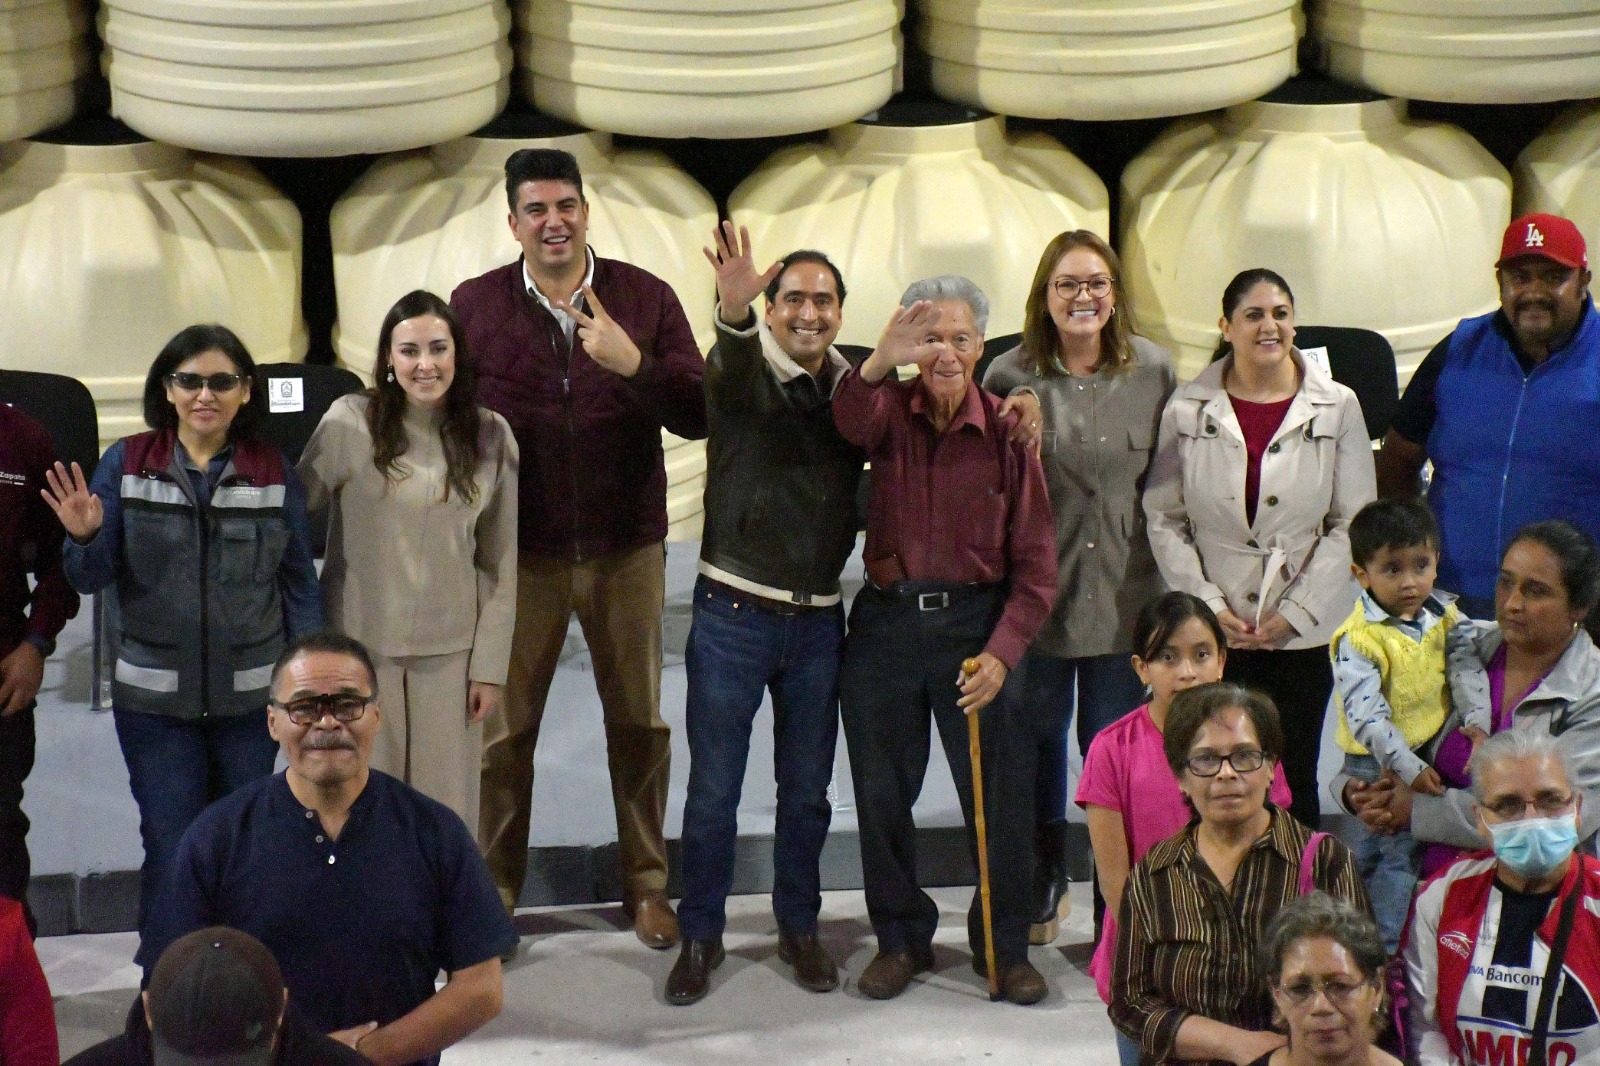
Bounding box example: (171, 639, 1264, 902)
(1224, 646, 1332, 829)
(0, 705, 34, 906)
(839, 584, 1033, 967)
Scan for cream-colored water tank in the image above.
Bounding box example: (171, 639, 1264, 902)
(330, 112, 718, 540)
(101, 0, 511, 156)
(0, 0, 93, 141)
(730, 100, 1108, 348)
(1315, 0, 1600, 105)
(513, 0, 900, 138)
(920, 0, 1300, 121)
(1121, 81, 1508, 383)
(0, 121, 305, 447)
(1515, 103, 1600, 250)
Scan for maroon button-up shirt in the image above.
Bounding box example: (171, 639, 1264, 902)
(0, 403, 77, 659)
(832, 368, 1057, 669)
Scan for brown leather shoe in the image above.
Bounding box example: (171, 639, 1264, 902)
(665, 938, 724, 1005)
(971, 955, 1048, 1005)
(856, 947, 934, 1000)
(777, 929, 839, 993)
(626, 890, 680, 949)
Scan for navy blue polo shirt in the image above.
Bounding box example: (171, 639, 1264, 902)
(138, 771, 517, 1066)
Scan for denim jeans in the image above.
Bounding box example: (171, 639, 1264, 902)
(1116, 1029, 1143, 1066)
(1023, 651, 1147, 821)
(677, 578, 845, 940)
(113, 707, 278, 932)
(1343, 753, 1419, 952)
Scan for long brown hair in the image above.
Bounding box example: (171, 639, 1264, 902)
(1021, 230, 1140, 378)
(367, 290, 484, 503)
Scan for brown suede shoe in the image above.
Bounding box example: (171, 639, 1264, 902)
(665, 938, 724, 1005)
(856, 947, 935, 1000)
(626, 889, 680, 949)
(777, 929, 839, 993)
(972, 955, 1049, 1005)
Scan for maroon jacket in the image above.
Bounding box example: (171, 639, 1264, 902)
(0, 403, 77, 659)
(452, 257, 706, 560)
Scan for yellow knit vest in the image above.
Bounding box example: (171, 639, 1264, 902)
(1332, 600, 1459, 755)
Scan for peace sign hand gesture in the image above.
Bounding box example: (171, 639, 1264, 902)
(41, 461, 103, 542)
(554, 285, 643, 378)
(702, 221, 781, 326)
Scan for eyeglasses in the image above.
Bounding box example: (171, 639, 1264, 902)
(1185, 749, 1266, 777)
(166, 372, 244, 394)
(1052, 276, 1114, 300)
(1276, 977, 1373, 1008)
(270, 694, 374, 726)
(1481, 793, 1576, 821)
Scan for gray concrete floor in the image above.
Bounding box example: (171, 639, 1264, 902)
(45, 883, 1116, 1065)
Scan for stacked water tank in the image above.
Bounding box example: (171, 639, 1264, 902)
(0, 123, 306, 446)
(1120, 82, 1509, 383)
(101, 0, 511, 155)
(329, 114, 718, 539)
(514, 0, 901, 137)
(918, 0, 1302, 120)
(1314, 0, 1600, 104)
(1516, 104, 1600, 249)
(731, 100, 1108, 347)
(0, 0, 92, 141)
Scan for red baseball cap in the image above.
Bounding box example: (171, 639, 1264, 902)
(1497, 213, 1588, 270)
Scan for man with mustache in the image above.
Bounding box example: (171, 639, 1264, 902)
(137, 632, 516, 1066)
(1378, 213, 1600, 617)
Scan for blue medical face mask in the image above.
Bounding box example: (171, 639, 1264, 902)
(1488, 814, 1580, 880)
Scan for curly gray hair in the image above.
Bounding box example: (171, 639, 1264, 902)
(1260, 891, 1387, 986)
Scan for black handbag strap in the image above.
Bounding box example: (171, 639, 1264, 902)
(1529, 871, 1583, 1066)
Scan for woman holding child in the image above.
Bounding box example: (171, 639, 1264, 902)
(1145, 269, 1377, 828)
(1347, 520, 1600, 850)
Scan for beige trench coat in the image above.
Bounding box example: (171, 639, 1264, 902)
(1142, 350, 1376, 650)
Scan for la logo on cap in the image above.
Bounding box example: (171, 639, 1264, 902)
(1526, 223, 1545, 248)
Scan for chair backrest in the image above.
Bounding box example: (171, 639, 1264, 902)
(973, 331, 1022, 385)
(252, 362, 365, 466)
(1210, 325, 1399, 441)
(0, 369, 101, 476)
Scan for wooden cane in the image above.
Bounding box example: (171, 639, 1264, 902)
(962, 656, 1001, 1001)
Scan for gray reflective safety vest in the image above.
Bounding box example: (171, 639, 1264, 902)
(111, 430, 289, 719)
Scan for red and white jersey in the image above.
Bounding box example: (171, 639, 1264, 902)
(1407, 854, 1600, 1066)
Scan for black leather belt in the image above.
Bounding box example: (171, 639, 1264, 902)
(701, 576, 830, 616)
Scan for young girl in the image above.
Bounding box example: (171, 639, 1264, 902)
(1076, 593, 1293, 1066)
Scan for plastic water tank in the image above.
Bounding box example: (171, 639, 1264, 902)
(513, 0, 900, 137)
(730, 99, 1108, 348)
(1315, 0, 1600, 105)
(1516, 103, 1600, 251)
(0, 0, 93, 140)
(0, 120, 306, 447)
(331, 112, 718, 541)
(1121, 79, 1507, 383)
(101, 0, 511, 156)
(920, 0, 1300, 121)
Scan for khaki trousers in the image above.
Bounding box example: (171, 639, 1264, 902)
(369, 649, 481, 830)
(478, 540, 669, 912)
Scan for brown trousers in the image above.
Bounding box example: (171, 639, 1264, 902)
(478, 540, 669, 911)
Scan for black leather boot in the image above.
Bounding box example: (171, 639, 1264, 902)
(1029, 819, 1070, 945)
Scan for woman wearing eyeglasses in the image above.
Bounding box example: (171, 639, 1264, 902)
(297, 290, 516, 829)
(43, 324, 322, 935)
(1113, 682, 1371, 1066)
(1144, 269, 1376, 830)
(1257, 892, 1399, 1066)
(981, 230, 1175, 945)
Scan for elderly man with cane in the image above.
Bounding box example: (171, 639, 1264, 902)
(832, 276, 1057, 1004)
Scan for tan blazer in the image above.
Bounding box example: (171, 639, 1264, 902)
(1143, 350, 1375, 650)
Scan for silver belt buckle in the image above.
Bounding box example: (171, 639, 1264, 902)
(918, 591, 949, 611)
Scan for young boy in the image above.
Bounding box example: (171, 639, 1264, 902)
(1332, 498, 1491, 952)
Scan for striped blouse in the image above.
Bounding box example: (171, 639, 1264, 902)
(1110, 807, 1373, 1065)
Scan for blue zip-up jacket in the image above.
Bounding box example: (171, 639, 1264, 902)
(1428, 301, 1600, 602)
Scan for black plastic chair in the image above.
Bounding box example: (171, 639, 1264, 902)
(1211, 325, 1399, 441)
(253, 362, 365, 467)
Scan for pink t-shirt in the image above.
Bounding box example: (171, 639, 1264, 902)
(1074, 702, 1294, 1001)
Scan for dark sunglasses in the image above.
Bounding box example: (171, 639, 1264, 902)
(166, 372, 244, 394)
